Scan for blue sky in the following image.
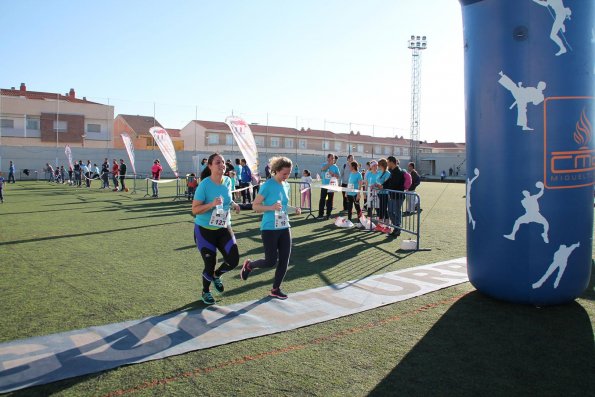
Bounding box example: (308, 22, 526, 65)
(0, 0, 465, 142)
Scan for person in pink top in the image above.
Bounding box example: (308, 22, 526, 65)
(151, 159, 163, 198)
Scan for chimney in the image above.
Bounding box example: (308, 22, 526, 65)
(69, 88, 75, 98)
(20, 83, 26, 91)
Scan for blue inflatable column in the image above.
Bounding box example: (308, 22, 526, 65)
(459, 0, 594, 305)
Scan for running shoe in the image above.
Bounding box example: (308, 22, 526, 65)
(213, 277, 224, 293)
(240, 259, 252, 281)
(270, 288, 288, 300)
(202, 291, 215, 305)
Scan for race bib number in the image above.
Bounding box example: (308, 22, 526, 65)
(325, 172, 332, 180)
(209, 209, 229, 227)
(347, 183, 354, 192)
(275, 211, 289, 229)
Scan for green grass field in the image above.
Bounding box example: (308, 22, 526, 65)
(1, 180, 593, 396)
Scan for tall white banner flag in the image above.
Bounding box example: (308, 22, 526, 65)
(120, 133, 137, 175)
(64, 145, 73, 170)
(148, 127, 179, 177)
(225, 116, 259, 173)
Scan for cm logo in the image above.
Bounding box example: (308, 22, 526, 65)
(544, 97, 594, 189)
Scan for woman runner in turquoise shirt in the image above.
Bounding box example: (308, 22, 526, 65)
(240, 156, 301, 299)
(192, 153, 241, 305)
(364, 160, 380, 218)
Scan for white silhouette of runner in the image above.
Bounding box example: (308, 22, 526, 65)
(504, 181, 550, 243)
(532, 0, 572, 56)
(466, 168, 479, 230)
(532, 242, 580, 289)
(498, 71, 546, 131)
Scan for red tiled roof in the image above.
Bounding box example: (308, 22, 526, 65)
(427, 142, 466, 149)
(0, 88, 100, 104)
(166, 128, 181, 138)
(118, 114, 163, 136)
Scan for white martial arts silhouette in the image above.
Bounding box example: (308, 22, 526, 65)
(532, 242, 580, 289)
(466, 168, 479, 230)
(532, 0, 572, 56)
(498, 71, 546, 131)
(504, 181, 550, 243)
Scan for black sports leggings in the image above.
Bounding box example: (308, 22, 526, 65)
(194, 225, 240, 292)
(250, 228, 292, 289)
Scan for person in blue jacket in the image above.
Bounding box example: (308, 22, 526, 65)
(192, 153, 241, 305)
(240, 156, 301, 299)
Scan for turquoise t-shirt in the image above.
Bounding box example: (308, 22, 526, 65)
(320, 163, 340, 184)
(194, 176, 233, 228)
(347, 171, 363, 196)
(376, 170, 390, 194)
(258, 178, 291, 230)
(365, 170, 379, 188)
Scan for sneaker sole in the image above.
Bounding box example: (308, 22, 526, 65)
(240, 260, 251, 281)
(270, 292, 288, 300)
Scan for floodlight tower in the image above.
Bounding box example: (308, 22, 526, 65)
(408, 35, 427, 166)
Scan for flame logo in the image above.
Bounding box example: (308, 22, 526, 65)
(573, 108, 592, 148)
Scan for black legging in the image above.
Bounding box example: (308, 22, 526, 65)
(318, 188, 334, 217)
(119, 175, 126, 191)
(249, 229, 292, 290)
(194, 225, 240, 293)
(346, 195, 361, 220)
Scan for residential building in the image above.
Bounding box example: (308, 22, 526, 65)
(0, 83, 114, 148)
(113, 114, 183, 151)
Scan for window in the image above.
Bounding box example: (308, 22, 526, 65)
(395, 147, 401, 155)
(226, 134, 234, 145)
(334, 141, 342, 151)
(322, 140, 330, 150)
(357, 144, 364, 153)
(0, 119, 14, 128)
(255, 136, 265, 146)
(299, 139, 307, 149)
(285, 138, 293, 148)
(87, 123, 101, 133)
(374, 145, 382, 154)
(384, 146, 391, 155)
(403, 147, 409, 155)
(53, 120, 68, 132)
(26, 119, 39, 130)
(208, 134, 219, 145)
(271, 137, 280, 147)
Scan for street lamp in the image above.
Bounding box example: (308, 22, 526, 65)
(408, 34, 427, 167)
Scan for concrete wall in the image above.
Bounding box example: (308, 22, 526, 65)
(0, 145, 467, 179)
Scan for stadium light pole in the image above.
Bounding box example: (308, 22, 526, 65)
(408, 34, 427, 167)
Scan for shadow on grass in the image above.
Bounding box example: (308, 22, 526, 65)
(5, 297, 272, 396)
(369, 291, 595, 397)
(0, 220, 189, 246)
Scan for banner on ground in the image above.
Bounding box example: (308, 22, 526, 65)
(120, 133, 137, 175)
(64, 145, 73, 170)
(225, 116, 259, 173)
(148, 127, 179, 177)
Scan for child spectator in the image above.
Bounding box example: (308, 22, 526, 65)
(300, 169, 313, 208)
(187, 173, 198, 200)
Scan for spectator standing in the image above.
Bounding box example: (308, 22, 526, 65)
(0, 172, 5, 203)
(265, 163, 271, 179)
(101, 158, 110, 189)
(293, 164, 299, 179)
(382, 156, 406, 237)
(8, 161, 15, 183)
(317, 153, 340, 219)
(74, 160, 82, 187)
(340, 155, 354, 211)
(119, 159, 127, 192)
(84, 161, 92, 187)
(112, 159, 120, 191)
(46, 163, 55, 182)
(406, 162, 421, 214)
(151, 159, 162, 197)
(239, 159, 252, 204)
(300, 169, 313, 208)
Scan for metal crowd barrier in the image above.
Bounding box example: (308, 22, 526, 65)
(366, 188, 422, 250)
(287, 181, 314, 219)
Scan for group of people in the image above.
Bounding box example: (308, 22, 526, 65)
(318, 153, 421, 237)
(192, 153, 299, 304)
(47, 158, 130, 192)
